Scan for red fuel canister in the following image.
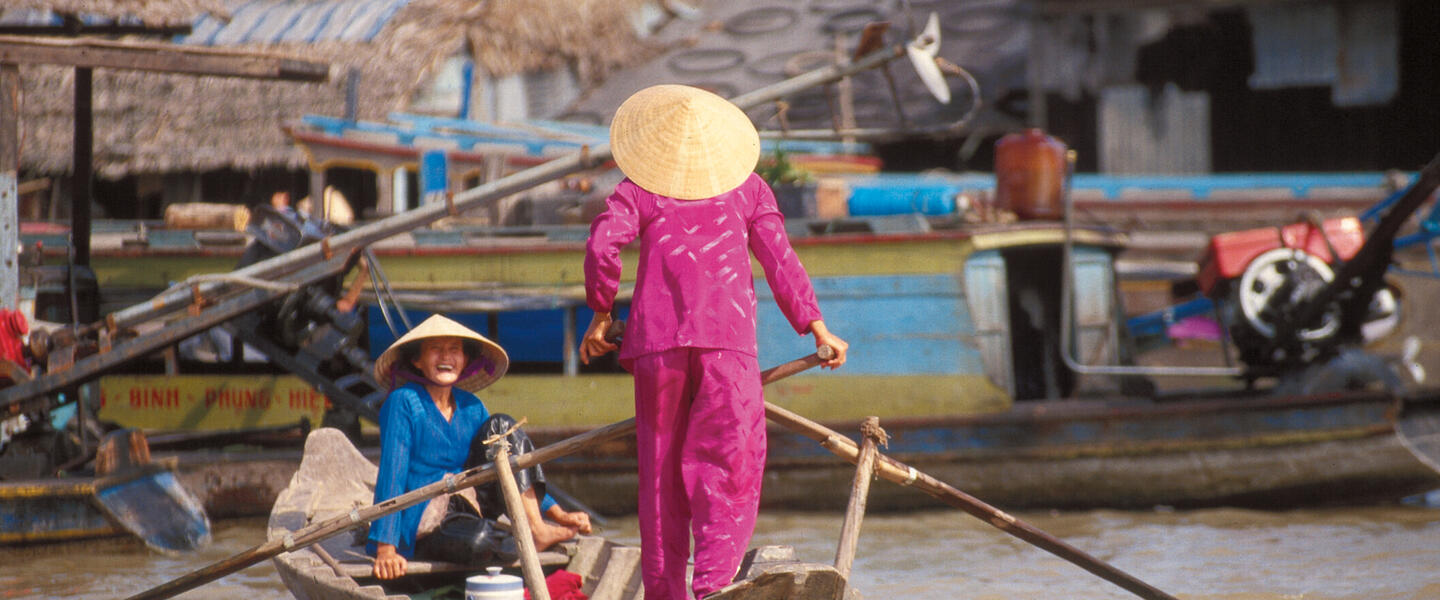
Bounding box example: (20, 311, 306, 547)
(995, 129, 1067, 220)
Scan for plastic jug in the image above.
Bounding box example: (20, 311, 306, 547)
(466, 566, 524, 600)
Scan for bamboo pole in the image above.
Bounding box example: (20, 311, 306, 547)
(832, 416, 884, 581)
(491, 437, 550, 600)
(763, 403, 1179, 600)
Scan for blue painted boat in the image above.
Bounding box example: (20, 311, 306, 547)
(334, 219, 1440, 513)
(0, 477, 122, 545)
(28, 164, 1440, 515)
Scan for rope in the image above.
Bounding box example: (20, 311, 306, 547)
(482, 416, 528, 446)
(155, 273, 300, 300)
(859, 419, 890, 449)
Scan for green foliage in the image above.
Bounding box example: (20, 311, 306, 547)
(755, 149, 812, 187)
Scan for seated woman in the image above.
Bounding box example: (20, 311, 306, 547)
(367, 314, 592, 580)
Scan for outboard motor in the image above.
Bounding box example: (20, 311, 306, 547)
(1197, 216, 1399, 377)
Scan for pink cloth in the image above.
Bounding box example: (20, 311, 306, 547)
(632, 348, 764, 600)
(584, 174, 823, 359)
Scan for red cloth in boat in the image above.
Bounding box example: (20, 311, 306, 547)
(524, 568, 586, 600)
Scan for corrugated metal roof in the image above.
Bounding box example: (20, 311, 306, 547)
(178, 0, 409, 46)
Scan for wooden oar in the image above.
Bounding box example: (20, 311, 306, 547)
(491, 434, 551, 600)
(95, 463, 212, 555)
(126, 348, 834, 600)
(762, 401, 1180, 600)
(91, 429, 212, 554)
(1397, 390, 1440, 474)
(833, 416, 884, 579)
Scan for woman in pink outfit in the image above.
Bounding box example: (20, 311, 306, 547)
(580, 84, 848, 600)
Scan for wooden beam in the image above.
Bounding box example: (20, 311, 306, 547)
(1036, 0, 1314, 14)
(0, 35, 328, 82)
(1, 63, 16, 309)
(73, 66, 92, 268)
(0, 25, 193, 37)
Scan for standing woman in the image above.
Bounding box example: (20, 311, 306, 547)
(581, 85, 848, 600)
(368, 315, 591, 580)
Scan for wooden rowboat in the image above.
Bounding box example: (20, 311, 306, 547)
(268, 428, 853, 600)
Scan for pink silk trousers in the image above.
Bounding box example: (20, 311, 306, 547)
(632, 347, 766, 600)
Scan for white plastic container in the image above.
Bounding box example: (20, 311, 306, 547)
(465, 566, 525, 600)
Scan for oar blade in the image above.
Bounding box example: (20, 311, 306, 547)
(1398, 396, 1440, 474)
(95, 464, 212, 554)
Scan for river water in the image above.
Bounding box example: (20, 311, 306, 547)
(4, 501, 1439, 600)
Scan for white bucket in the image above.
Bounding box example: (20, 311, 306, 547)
(465, 566, 525, 600)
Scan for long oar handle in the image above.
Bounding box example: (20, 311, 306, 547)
(762, 344, 835, 384)
(128, 347, 832, 600)
(762, 403, 1179, 600)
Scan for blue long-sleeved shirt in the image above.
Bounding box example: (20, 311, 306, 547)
(366, 382, 555, 558)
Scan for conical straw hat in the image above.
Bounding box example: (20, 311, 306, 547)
(373, 315, 509, 393)
(609, 84, 761, 200)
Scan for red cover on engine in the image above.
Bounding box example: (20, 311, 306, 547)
(1197, 217, 1365, 296)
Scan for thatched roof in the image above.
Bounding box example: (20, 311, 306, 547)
(2, 0, 229, 27)
(16, 0, 662, 179)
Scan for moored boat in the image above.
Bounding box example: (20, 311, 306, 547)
(0, 476, 122, 545)
(67, 214, 1440, 516)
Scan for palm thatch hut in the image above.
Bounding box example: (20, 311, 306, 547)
(11, 0, 670, 220)
(3, 0, 227, 28)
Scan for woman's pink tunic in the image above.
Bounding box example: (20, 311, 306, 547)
(585, 174, 822, 357)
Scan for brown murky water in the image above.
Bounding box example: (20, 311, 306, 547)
(4, 503, 1439, 599)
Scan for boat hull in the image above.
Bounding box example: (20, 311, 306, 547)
(0, 478, 121, 546)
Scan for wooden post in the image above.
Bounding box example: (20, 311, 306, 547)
(308, 170, 325, 217)
(72, 66, 92, 267)
(492, 438, 551, 600)
(834, 34, 855, 146)
(1, 62, 18, 309)
(833, 416, 884, 581)
(562, 305, 577, 377)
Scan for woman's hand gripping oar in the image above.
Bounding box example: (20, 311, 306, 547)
(124, 340, 836, 600)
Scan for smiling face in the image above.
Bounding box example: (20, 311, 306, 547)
(409, 336, 469, 388)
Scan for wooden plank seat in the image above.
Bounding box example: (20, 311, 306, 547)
(325, 543, 573, 579)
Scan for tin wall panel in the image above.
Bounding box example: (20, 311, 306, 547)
(1333, 1, 1398, 107)
(1099, 84, 1210, 174)
(963, 251, 1014, 395)
(1247, 3, 1338, 90)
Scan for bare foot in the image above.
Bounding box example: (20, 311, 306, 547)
(531, 520, 578, 551)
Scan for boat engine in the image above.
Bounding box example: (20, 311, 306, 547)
(1197, 217, 1400, 373)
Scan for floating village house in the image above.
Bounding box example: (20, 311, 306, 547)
(7, 0, 1438, 224)
(7, 0, 667, 221)
(568, 0, 1436, 176)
